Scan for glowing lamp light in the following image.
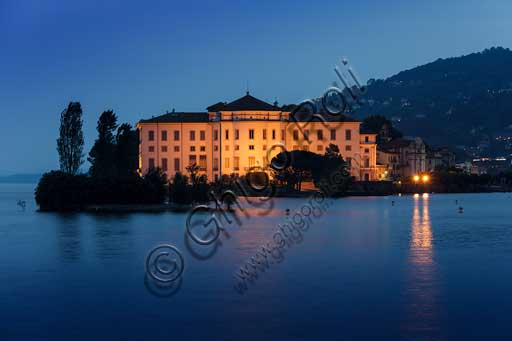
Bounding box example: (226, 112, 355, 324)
(413, 175, 420, 183)
(422, 175, 430, 183)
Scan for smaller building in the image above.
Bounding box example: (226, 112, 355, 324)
(377, 137, 427, 180)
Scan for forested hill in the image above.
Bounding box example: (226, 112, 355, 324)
(355, 47, 512, 154)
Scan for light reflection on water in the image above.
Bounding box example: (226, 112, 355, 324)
(403, 193, 440, 337)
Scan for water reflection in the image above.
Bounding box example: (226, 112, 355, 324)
(403, 194, 440, 337)
(56, 213, 82, 262)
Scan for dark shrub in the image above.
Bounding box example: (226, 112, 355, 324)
(35, 171, 91, 211)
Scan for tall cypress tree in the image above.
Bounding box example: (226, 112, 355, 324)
(115, 123, 139, 177)
(57, 102, 84, 174)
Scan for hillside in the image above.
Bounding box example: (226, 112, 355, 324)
(355, 47, 512, 157)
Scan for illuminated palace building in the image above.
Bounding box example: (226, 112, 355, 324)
(137, 93, 383, 181)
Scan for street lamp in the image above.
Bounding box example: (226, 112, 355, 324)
(422, 174, 430, 183)
(413, 175, 420, 183)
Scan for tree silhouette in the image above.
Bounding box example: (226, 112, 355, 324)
(88, 110, 118, 178)
(57, 102, 84, 174)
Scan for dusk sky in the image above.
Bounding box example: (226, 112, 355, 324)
(1, 0, 511, 174)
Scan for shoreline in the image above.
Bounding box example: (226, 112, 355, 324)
(35, 189, 512, 213)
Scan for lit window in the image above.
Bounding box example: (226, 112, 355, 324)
(225, 158, 230, 168)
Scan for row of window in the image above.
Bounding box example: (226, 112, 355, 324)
(148, 144, 368, 154)
(148, 156, 267, 172)
(292, 129, 351, 141)
(147, 128, 355, 142)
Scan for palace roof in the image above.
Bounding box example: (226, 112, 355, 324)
(208, 92, 280, 112)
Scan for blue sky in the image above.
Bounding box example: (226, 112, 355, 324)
(1, 0, 511, 174)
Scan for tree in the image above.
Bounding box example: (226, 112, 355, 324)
(88, 110, 118, 178)
(57, 102, 84, 174)
(116, 123, 139, 176)
(186, 163, 200, 185)
(362, 115, 402, 143)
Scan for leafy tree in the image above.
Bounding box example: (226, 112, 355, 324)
(186, 163, 200, 185)
(57, 102, 84, 174)
(169, 172, 192, 204)
(116, 123, 139, 176)
(361, 115, 402, 143)
(88, 110, 118, 178)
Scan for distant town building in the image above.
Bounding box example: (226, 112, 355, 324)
(137, 93, 381, 181)
(377, 137, 427, 180)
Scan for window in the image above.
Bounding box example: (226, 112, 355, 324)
(281, 129, 285, 140)
(174, 158, 180, 171)
(303, 129, 309, 140)
(190, 130, 196, 141)
(234, 157, 240, 170)
(346, 145, 352, 151)
(317, 145, 323, 152)
(263, 145, 267, 150)
(161, 158, 168, 172)
(174, 130, 180, 141)
(235, 145, 239, 150)
(302, 145, 309, 151)
(317, 130, 323, 141)
(248, 157, 256, 168)
(189, 155, 197, 166)
(345, 129, 352, 141)
(162, 146, 168, 152)
(346, 157, 352, 168)
(200, 146, 206, 152)
(161, 130, 167, 141)
(148, 158, 155, 169)
(213, 158, 219, 170)
(293, 129, 299, 141)
(225, 157, 230, 168)
(199, 155, 207, 170)
(200, 130, 206, 141)
(190, 146, 196, 152)
(293, 145, 299, 150)
(149, 146, 155, 152)
(214, 130, 218, 141)
(174, 146, 180, 152)
(365, 136, 369, 142)
(225, 129, 229, 140)
(249, 129, 255, 139)
(365, 148, 370, 153)
(148, 130, 155, 141)
(272, 129, 276, 140)
(225, 145, 229, 151)
(214, 145, 219, 151)
(249, 145, 255, 150)
(263, 129, 267, 140)
(235, 129, 239, 140)
(330, 129, 336, 140)
(364, 158, 370, 168)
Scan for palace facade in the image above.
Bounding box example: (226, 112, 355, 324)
(137, 93, 382, 181)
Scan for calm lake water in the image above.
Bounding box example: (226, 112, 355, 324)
(1, 183, 512, 340)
